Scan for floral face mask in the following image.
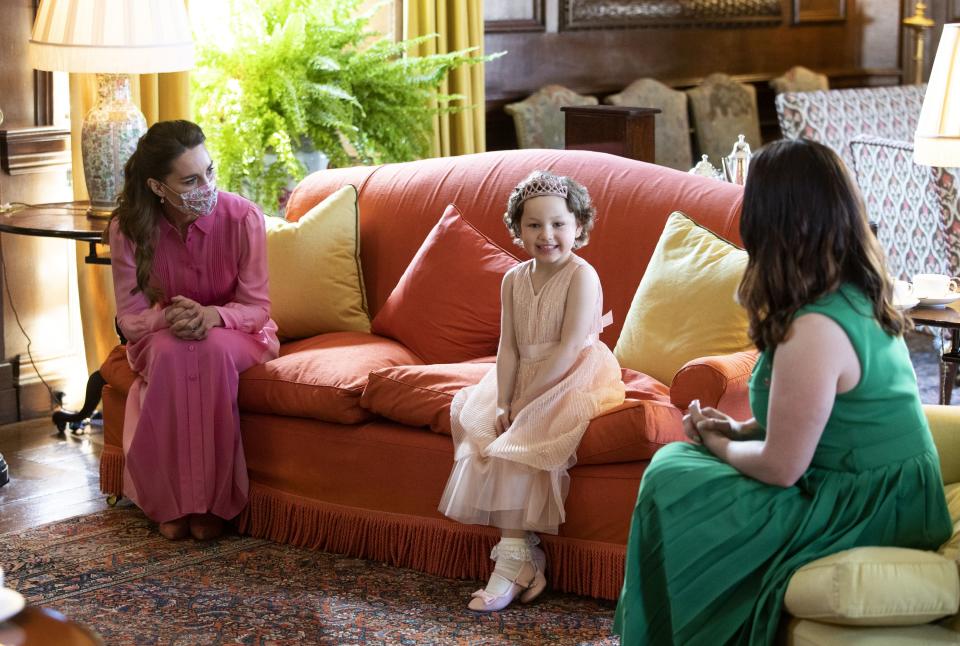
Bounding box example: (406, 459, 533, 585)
(162, 180, 218, 218)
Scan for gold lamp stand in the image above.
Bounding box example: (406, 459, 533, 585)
(903, 2, 936, 85)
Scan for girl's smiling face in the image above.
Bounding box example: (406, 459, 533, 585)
(518, 195, 582, 267)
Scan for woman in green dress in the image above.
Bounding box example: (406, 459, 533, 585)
(613, 138, 952, 645)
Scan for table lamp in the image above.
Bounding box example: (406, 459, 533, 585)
(915, 23, 960, 167)
(28, 0, 194, 218)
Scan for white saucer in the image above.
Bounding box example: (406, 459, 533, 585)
(894, 296, 920, 311)
(0, 587, 25, 622)
(916, 292, 960, 308)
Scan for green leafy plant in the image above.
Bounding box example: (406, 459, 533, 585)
(193, 0, 492, 213)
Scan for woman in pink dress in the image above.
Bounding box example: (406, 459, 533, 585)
(106, 120, 279, 540)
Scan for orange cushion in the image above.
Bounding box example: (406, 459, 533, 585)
(238, 331, 422, 424)
(360, 360, 495, 434)
(360, 363, 684, 465)
(370, 204, 519, 363)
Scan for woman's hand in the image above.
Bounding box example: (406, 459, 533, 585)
(694, 407, 744, 439)
(166, 296, 222, 340)
(494, 404, 511, 435)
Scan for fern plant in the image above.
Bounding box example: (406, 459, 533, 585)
(192, 0, 491, 213)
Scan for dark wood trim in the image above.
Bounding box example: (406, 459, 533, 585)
(33, 71, 54, 127)
(485, 0, 545, 33)
(0, 126, 71, 176)
(950, 0, 960, 22)
(792, 0, 847, 24)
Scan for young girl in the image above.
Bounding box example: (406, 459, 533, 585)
(438, 170, 626, 612)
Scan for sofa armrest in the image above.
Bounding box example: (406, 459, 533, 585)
(670, 350, 758, 419)
(926, 405, 960, 486)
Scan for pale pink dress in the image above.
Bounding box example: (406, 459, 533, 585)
(439, 255, 625, 534)
(109, 191, 279, 523)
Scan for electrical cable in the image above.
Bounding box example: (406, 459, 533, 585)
(0, 234, 62, 408)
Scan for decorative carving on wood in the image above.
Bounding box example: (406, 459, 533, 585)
(0, 127, 71, 175)
(561, 0, 782, 30)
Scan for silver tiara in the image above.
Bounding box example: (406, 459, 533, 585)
(516, 173, 568, 205)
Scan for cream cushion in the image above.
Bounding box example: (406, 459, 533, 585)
(614, 211, 752, 386)
(264, 185, 370, 339)
(784, 547, 959, 626)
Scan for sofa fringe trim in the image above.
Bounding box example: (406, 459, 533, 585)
(236, 484, 626, 600)
(99, 445, 125, 496)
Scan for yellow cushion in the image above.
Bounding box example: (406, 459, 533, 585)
(937, 483, 960, 560)
(927, 405, 960, 486)
(264, 185, 370, 339)
(784, 547, 959, 626)
(614, 211, 752, 385)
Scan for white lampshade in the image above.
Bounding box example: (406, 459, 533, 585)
(915, 23, 960, 167)
(28, 0, 194, 74)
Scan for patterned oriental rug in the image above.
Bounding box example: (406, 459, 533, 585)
(0, 508, 618, 645)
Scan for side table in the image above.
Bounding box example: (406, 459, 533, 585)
(0, 202, 111, 434)
(0, 606, 104, 645)
(562, 105, 660, 162)
(910, 302, 960, 405)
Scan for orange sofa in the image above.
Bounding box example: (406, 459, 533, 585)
(98, 149, 750, 600)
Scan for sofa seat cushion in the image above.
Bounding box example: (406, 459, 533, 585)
(238, 331, 422, 423)
(360, 363, 684, 464)
(784, 547, 959, 626)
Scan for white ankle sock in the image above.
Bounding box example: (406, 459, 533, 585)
(485, 537, 530, 596)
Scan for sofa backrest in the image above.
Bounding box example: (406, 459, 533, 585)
(284, 149, 744, 347)
(775, 85, 927, 170)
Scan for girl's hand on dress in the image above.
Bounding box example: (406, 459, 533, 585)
(494, 405, 511, 435)
(168, 297, 222, 340)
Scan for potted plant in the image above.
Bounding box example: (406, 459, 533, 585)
(193, 0, 491, 213)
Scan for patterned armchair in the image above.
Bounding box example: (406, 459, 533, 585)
(769, 66, 829, 94)
(606, 78, 693, 171)
(504, 85, 599, 149)
(850, 136, 960, 282)
(686, 73, 761, 167)
(775, 85, 927, 171)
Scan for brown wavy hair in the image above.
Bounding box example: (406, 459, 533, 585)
(737, 138, 904, 352)
(503, 171, 596, 249)
(103, 120, 206, 305)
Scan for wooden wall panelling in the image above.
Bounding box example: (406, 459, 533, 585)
(485, 0, 903, 152)
(793, 0, 848, 24)
(0, 1, 87, 421)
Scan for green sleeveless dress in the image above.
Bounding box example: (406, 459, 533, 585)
(613, 284, 952, 645)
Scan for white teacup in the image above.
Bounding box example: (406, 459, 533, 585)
(912, 273, 960, 299)
(893, 280, 914, 303)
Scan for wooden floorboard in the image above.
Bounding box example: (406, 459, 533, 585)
(0, 417, 107, 535)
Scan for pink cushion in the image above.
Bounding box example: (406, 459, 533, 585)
(239, 331, 422, 423)
(371, 204, 520, 363)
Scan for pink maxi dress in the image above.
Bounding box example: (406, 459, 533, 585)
(109, 191, 279, 523)
(439, 255, 625, 534)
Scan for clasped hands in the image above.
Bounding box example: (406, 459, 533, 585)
(165, 295, 221, 340)
(682, 399, 743, 447)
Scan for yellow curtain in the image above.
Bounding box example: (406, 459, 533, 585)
(403, 0, 485, 157)
(69, 71, 191, 373)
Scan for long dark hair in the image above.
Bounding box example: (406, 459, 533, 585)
(737, 138, 903, 352)
(104, 120, 206, 304)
